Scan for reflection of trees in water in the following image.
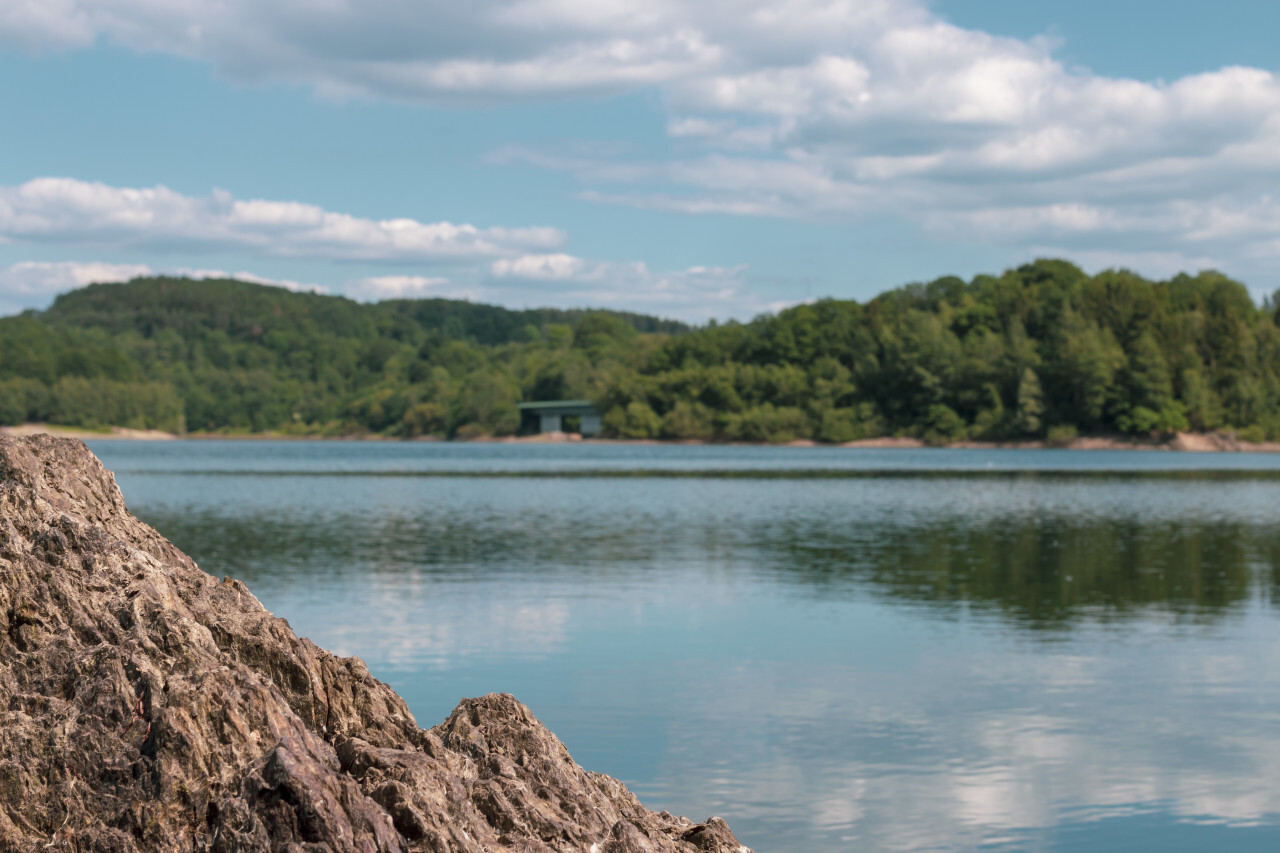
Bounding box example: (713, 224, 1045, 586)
(139, 505, 1280, 632)
(760, 517, 1272, 628)
(135, 508, 670, 585)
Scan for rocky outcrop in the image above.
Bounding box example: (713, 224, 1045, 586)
(0, 435, 752, 853)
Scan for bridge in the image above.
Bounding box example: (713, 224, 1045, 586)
(518, 400, 602, 436)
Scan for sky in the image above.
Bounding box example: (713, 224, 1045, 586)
(0, 0, 1277, 321)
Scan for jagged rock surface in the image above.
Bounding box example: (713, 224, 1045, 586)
(0, 436, 753, 853)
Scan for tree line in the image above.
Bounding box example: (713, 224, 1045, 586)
(2, 261, 1279, 442)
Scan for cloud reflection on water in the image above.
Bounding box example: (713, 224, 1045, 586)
(322, 594, 572, 668)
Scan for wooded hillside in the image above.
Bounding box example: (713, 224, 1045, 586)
(2, 261, 1277, 443)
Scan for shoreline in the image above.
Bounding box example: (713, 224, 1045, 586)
(5, 422, 1280, 452)
(0, 423, 180, 441)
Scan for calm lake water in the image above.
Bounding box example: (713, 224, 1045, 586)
(87, 440, 1280, 853)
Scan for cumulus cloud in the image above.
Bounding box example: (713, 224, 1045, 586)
(4, 0, 1240, 272)
(559, 48, 1280, 270)
(489, 252, 587, 280)
(6, 0, 1280, 286)
(0, 0, 95, 51)
(488, 252, 764, 319)
(176, 269, 328, 294)
(0, 178, 564, 262)
(345, 275, 455, 301)
(0, 260, 151, 313)
(340, 257, 772, 319)
(0, 255, 761, 322)
(0, 0, 734, 99)
(0, 1, 927, 110)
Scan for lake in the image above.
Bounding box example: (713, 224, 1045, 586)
(87, 440, 1280, 852)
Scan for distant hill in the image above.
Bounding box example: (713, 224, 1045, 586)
(0, 277, 682, 436)
(4, 263, 1280, 444)
(44, 277, 689, 344)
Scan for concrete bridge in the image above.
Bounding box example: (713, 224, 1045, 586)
(518, 400, 602, 436)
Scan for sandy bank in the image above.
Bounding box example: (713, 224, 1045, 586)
(7, 422, 1280, 451)
(950, 432, 1280, 453)
(0, 422, 178, 440)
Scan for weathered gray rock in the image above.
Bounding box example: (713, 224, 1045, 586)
(0, 435, 753, 853)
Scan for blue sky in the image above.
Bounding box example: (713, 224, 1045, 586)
(1, 0, 1277, 320)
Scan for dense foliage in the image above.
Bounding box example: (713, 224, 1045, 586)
(608, 259, 1280, 443)
(0, 277, 676, 437)
(3, 261, 1279, 442)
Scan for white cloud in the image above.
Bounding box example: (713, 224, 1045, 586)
(489, 252, 762, 319)
(0, 255, 763, 322)
(176, 269, 328, 294)
(0, 0, 731, 99)
(490, 252, 586, 280)
(342, 256, 772, 319)
(0, 178, 564, 262)
(5, 1, 1280, 290)
(346, 274, 454, 301)
(0, 1, 914, 103)
(423, 5, 1280, 276)
(0, 260, 151, 313)
(0, 0, 95, 51)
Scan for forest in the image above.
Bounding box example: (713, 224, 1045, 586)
(2, 259, 1279, 444)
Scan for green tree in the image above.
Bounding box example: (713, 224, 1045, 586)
(604, 402, 662, 439)
(1016, 368, 1045, 435)
(6, 266, 1280, 444)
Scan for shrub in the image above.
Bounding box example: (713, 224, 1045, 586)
(817, 408, 859, 443)
(604, 402, 662, 439)
(660, 401, 714, 440)
(1046, 424, 1078, 446)
(1236, 424, 1266, 443)
(923, 404, 967, 445)
(454, 422, 489, 440)
(718, 404, 810, 443)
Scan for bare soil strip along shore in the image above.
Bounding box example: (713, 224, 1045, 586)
(5, 423, 1280, 451)
(0, 423, 179, 440)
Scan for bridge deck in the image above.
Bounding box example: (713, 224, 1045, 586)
(518, 400, 602, 436)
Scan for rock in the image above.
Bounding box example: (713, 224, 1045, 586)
(0, 436, 754, 853)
